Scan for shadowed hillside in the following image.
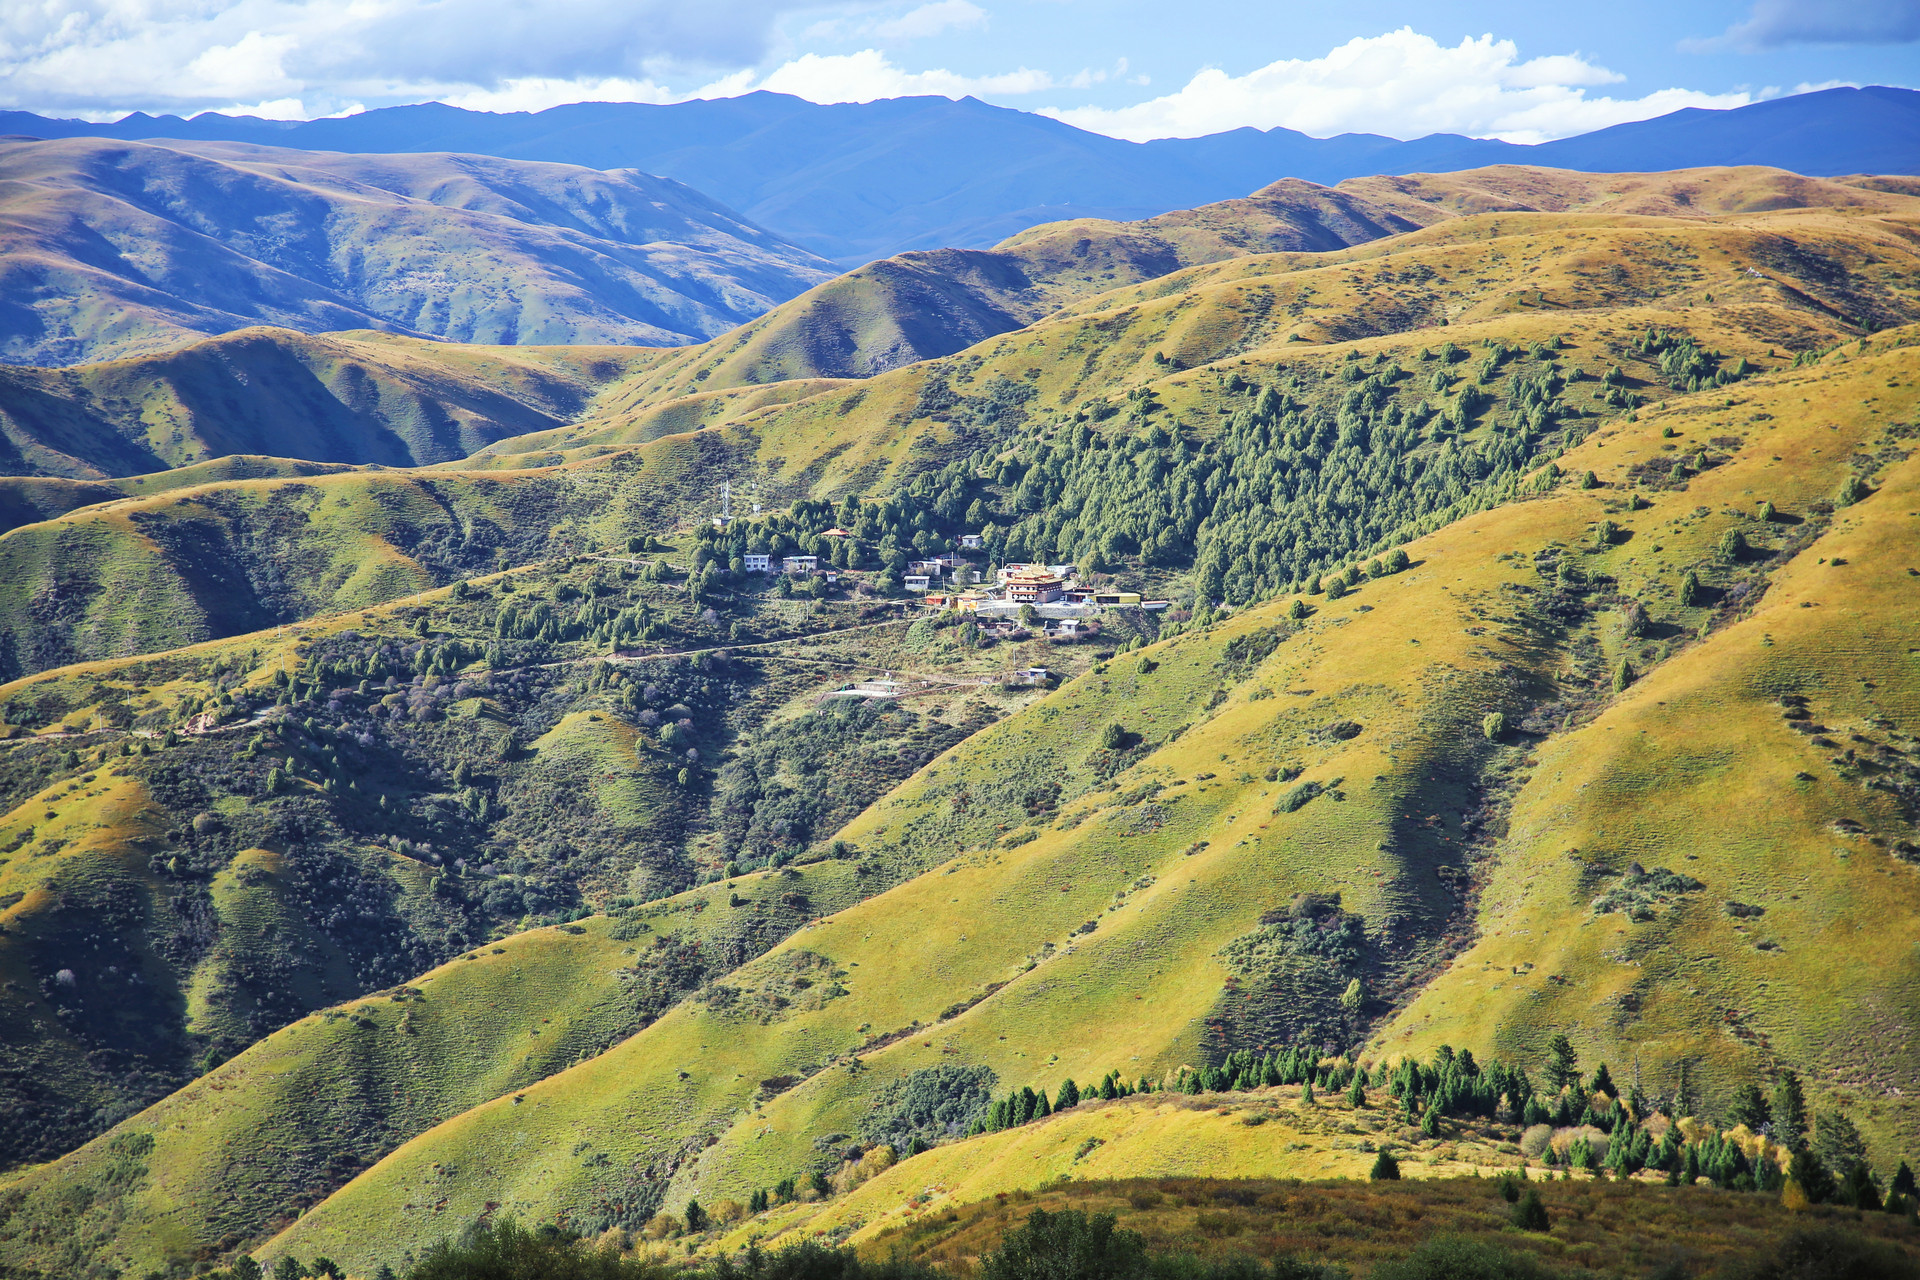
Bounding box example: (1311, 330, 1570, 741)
(0, 329, 661, 479)
(0, 138, 833, 366)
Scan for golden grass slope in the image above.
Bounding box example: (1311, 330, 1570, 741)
(249, 335, 1920, 1275)
(0, 861, 871, 1279)
(563, 165, 1920, 423)
(472, 197, 1920, 479)
(562, 178, 1425, 413)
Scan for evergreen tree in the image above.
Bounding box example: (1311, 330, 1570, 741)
(1587, 1063, 1616, 1098)
(1544, 1035, 1579, 1093)
(1370, 1151, 1401, 1181)
(1727, 1081, 1771, 1132)
(1892, 1160, 1918, 1202)
(1788, 1148, 1834, 1204)
(1055, 1078, 1080, 1110)
(1772, 1070, 1808, 1151)
(684, 1200, 709, 1231)
(1347, 1075, 1366, 1109)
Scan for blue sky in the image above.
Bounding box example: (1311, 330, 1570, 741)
(2, 0, 1914, 139)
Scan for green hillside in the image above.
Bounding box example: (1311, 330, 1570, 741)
(0, 536, 1082, 1169)
(233, 334, 1920, 1277)
(0, 329, 660, 479)
(0, 173, 1918, 1280)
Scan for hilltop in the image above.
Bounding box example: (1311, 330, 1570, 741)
(0, 138, 833, 366)
(2, 85, 1914, 263)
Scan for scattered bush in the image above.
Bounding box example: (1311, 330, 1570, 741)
(981, 1209, 1149, 1280)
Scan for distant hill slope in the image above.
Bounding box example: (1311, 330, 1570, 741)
(3, 184, 1914, 685)
(5, 165, 1903, 486)
(1, 86, 1913, 264)
(507, 165, 1920, 437)
(0, 328, 660, 478)
(583, 177, 1423, 406)
(0, 138, 833, 366)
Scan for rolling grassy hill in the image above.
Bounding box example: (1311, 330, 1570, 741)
(0, 138, 833, 366)
(0, 536, 1077, 1172)
(0, 328, 661, 480)
(228, 333, 1918, 1278)
(1, 329, 1910, 1278)
(0, 171, 1918, 1278)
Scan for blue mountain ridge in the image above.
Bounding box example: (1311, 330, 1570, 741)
(3, 85, 1914, 265)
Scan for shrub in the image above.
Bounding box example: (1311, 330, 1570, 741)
(1100, 723, 1129, 751)
(1679, 570, 1702, 607)
(1371, 1237, 1557, 1280)
(1718, 529, 1747, 561)
(1717, 1226, 1919, 1280)
(1578, 470, 1600, 490)
(1510, 1188, 1550, 1232)
(980, 1209, 1149, 1280)
(403, 1220, 662, 1280)
(1481, 712, 1506, 741)
(1520, 1124, 1553, 1159)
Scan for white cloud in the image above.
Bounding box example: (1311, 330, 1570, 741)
(1044, 29, 1753, 144)
(0, 0, 817, 118)
(1707, 0, 1920, 50)
(871, 1, 987, 40)
(726, 49, 1057, 103)
(443, 76, 680, 114)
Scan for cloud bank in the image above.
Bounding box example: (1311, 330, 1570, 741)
(1043, 30, 1754, 144)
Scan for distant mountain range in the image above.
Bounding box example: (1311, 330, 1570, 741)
(0, 137, 832, 365)
(4, 85, 1915, 265)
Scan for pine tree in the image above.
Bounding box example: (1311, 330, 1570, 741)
(1772, 1070, 1808, 1151)
(1893, 1160, 1918, 1202)
(1544, 1034, 1579, 1093)
(1347, 1075, 1366, 1109)
(1370, 1151, 1401, 1181)
(1055, 1078, 1080, 1110)
(1727, 1081, 1771, 1132)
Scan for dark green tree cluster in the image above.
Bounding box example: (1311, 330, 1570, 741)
(693, 338, 1611, 608)
(1632, 327, 1748, 394)
(1169, 1043, 1363, 1096)
(968, 1069, 1145, 1137)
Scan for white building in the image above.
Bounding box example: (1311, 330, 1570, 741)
(783, 555, 819, 574)
(743, 553, 771, 573)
